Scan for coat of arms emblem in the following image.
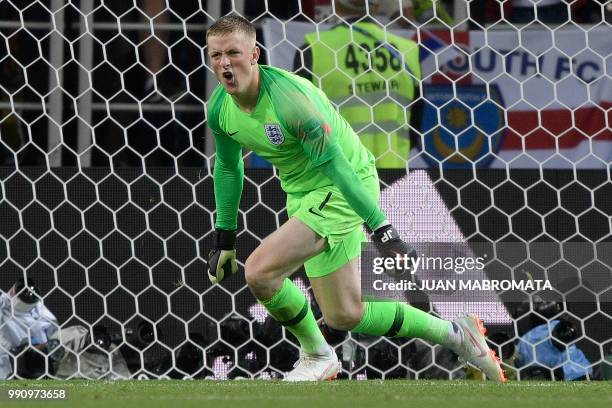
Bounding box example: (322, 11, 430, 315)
(264, 124, 284, 145)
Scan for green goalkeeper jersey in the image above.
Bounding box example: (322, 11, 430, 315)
(207, 65, 385, 231)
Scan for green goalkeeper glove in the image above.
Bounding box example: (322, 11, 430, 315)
(207, 229, 238, 284)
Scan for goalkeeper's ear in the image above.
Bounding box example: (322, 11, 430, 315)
(249, 44, 260, 65)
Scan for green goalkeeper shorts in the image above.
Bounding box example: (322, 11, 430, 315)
(286, 174, 380, 278)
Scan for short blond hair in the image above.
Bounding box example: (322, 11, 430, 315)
(207, 14, 256, 46)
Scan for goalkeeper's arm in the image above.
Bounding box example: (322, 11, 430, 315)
(213, 131, 244, 231)
(318, 148, 417, 274)
(318, 149, 386, 231)
(277, 77, 416, 273)
(208, 131, 243, 283)
(300, 121, 417, 275)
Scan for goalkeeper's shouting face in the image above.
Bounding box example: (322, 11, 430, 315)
(207, 15, 260, 99)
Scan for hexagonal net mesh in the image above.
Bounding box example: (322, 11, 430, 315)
(0, 0, 610, 381)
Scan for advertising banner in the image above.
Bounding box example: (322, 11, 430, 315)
(263, 20, 611, 168)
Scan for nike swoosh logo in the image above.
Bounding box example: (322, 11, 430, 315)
(308, 208, 325, 218)
(466, 329, 488, 358)
(228, 131, 238, 136)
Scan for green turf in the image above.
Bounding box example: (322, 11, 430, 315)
(0, 380, 611, 408)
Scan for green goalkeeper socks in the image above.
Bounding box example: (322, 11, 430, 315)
(352, 302, 450, 344)
(261, 282, 452, 350)
(259, 278, 329, 356)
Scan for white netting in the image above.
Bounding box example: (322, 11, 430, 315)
(0, 0, 610, 381)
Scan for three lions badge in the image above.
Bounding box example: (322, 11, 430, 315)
(264, 124, 284, 145)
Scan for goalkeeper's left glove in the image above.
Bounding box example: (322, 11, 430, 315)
(372, 224, 417, 277)
(207, 229, 239, 284)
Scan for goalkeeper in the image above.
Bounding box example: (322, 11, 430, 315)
(206, 14, 505, 382)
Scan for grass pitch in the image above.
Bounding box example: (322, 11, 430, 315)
(1, 380, 610, 408)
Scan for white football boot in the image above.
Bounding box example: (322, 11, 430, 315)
(452, 314, 507, 382)
(284, 347, 341, 382)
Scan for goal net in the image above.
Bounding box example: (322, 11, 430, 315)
(0, 0, 610, 380)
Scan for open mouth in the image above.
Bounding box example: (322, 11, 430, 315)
(222, 71, 234, 82)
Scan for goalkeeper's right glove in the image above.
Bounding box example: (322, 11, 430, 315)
(207, 229, 238, 284)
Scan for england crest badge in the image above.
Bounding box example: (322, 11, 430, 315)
(264, 124, 284, 145)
